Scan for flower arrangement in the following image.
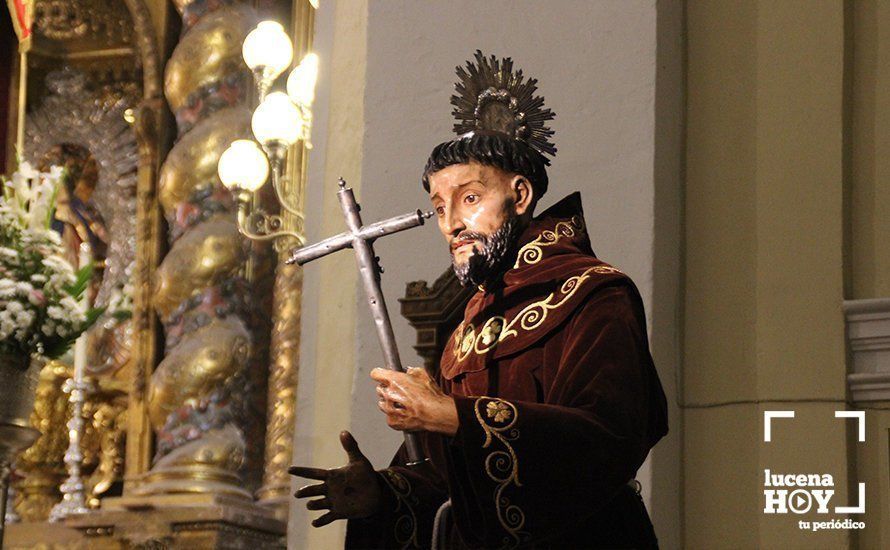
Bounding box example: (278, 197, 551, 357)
(0, 162, 103, 361)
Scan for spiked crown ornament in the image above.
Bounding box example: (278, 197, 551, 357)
(451, 50, 557, 160)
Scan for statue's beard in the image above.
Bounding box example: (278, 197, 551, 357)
(451, 212, 524, 288)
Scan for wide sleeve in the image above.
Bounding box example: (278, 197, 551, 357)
(443, 284, 668, 548)
(346, 443, 449, 549)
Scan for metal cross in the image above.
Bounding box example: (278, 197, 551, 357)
(286, 178, 432, 465)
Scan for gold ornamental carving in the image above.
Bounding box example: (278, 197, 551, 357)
(147, 317, 250, 430)
(82, 381, 129, 506)
(163, 4, 256, 113)
(14, 363, 69, 521)
(152, 215, 245, 320)
(136, 424, 248, 498)
(8, 0, 164, 523)
(13, 362, 128, 521)
(142, 0, 262, 500)
(34, 0, 134, 44)
(256, 265, 301, 507)
(158, 107, 251, 213)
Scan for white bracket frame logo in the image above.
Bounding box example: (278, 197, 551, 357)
(763, 410, 866, 515)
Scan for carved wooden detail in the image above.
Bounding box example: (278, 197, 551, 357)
(399, 268, 474, 375)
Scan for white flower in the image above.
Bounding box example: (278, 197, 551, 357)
(42, 255, 69, 269)
(0, 320, 14, 339)
(47, 305, 65, 320)
(16, 308, 34, 323)
(14, 281, 33, 294)
(17, 161, 38, 180)
(0, 163, 95, 353)
(10, 173, 31, 211)
(43, 230, 61, 245)
(27, 179, 57, 230)
(48, 165, 65, 182)
(0, 310, 15, 340)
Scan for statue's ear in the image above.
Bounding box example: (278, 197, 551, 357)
(511, 175, 535, 216)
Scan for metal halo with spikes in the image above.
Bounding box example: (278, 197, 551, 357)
(450, 50, 556, 158)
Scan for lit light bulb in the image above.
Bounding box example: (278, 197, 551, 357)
(242, 21, 294, 80)
(218, 139, 270, 191)
(287, 52, 319, 107)
(252, 92, 303, 146)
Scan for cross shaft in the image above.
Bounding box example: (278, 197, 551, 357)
(286, 178, 433, 465)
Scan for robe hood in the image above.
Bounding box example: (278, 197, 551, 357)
(441, 192, 634, 378)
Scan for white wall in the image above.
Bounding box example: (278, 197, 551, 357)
(291, 1, 682, 548)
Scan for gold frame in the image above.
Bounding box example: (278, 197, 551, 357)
(121, 0, 168, 493)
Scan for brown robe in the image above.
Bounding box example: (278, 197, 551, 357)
(347, 193, 669, 549)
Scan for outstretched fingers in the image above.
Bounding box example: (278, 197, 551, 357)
(306, 497, 332, 511)
(339, 430, 366, 462)
(295, 483, 326, 498)
(288, 466, 329, 481)
(312, 511, 341, 528)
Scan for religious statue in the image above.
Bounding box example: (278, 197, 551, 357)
(290, 50, 669, 548)
(39, 143, 108, 279)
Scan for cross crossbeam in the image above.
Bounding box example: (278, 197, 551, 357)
(286, 178, 433, 465)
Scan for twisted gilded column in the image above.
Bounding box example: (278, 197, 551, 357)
(137, 0, 268, 498)
(255, 0, 314, 513)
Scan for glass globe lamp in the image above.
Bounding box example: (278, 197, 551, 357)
(218, 139, 270, 192)
(252, 92, 304, 154)
(287, 52, 320, 107)
(242, 21, 294, 81)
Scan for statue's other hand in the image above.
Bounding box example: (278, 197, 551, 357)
(288, 430, 383, 527)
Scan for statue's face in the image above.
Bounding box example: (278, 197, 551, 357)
(428, 162, 534, 286)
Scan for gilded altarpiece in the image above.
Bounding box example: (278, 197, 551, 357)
(10, 0, 144, 529)
(5, 0, 311, 547)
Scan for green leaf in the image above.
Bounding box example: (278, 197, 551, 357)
(111, 310, 132, 321)
(40, 307, 106, 360)
(64, 262, 94, 298)
(45, 182, 59, 228)
(83, 307, 106, 330)
(42, 336, 74, 360)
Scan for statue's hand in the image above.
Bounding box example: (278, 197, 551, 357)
(289, 431, 384, 527)
(371, 366, 459, 436)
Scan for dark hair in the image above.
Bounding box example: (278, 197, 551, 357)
(421, 132, 549, 198)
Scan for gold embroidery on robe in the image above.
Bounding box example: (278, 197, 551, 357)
(474, 397, 528, 548)
(453, 265, 622, 361)
(380, 469, 421, 549)
(513, 215, 585, 268)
